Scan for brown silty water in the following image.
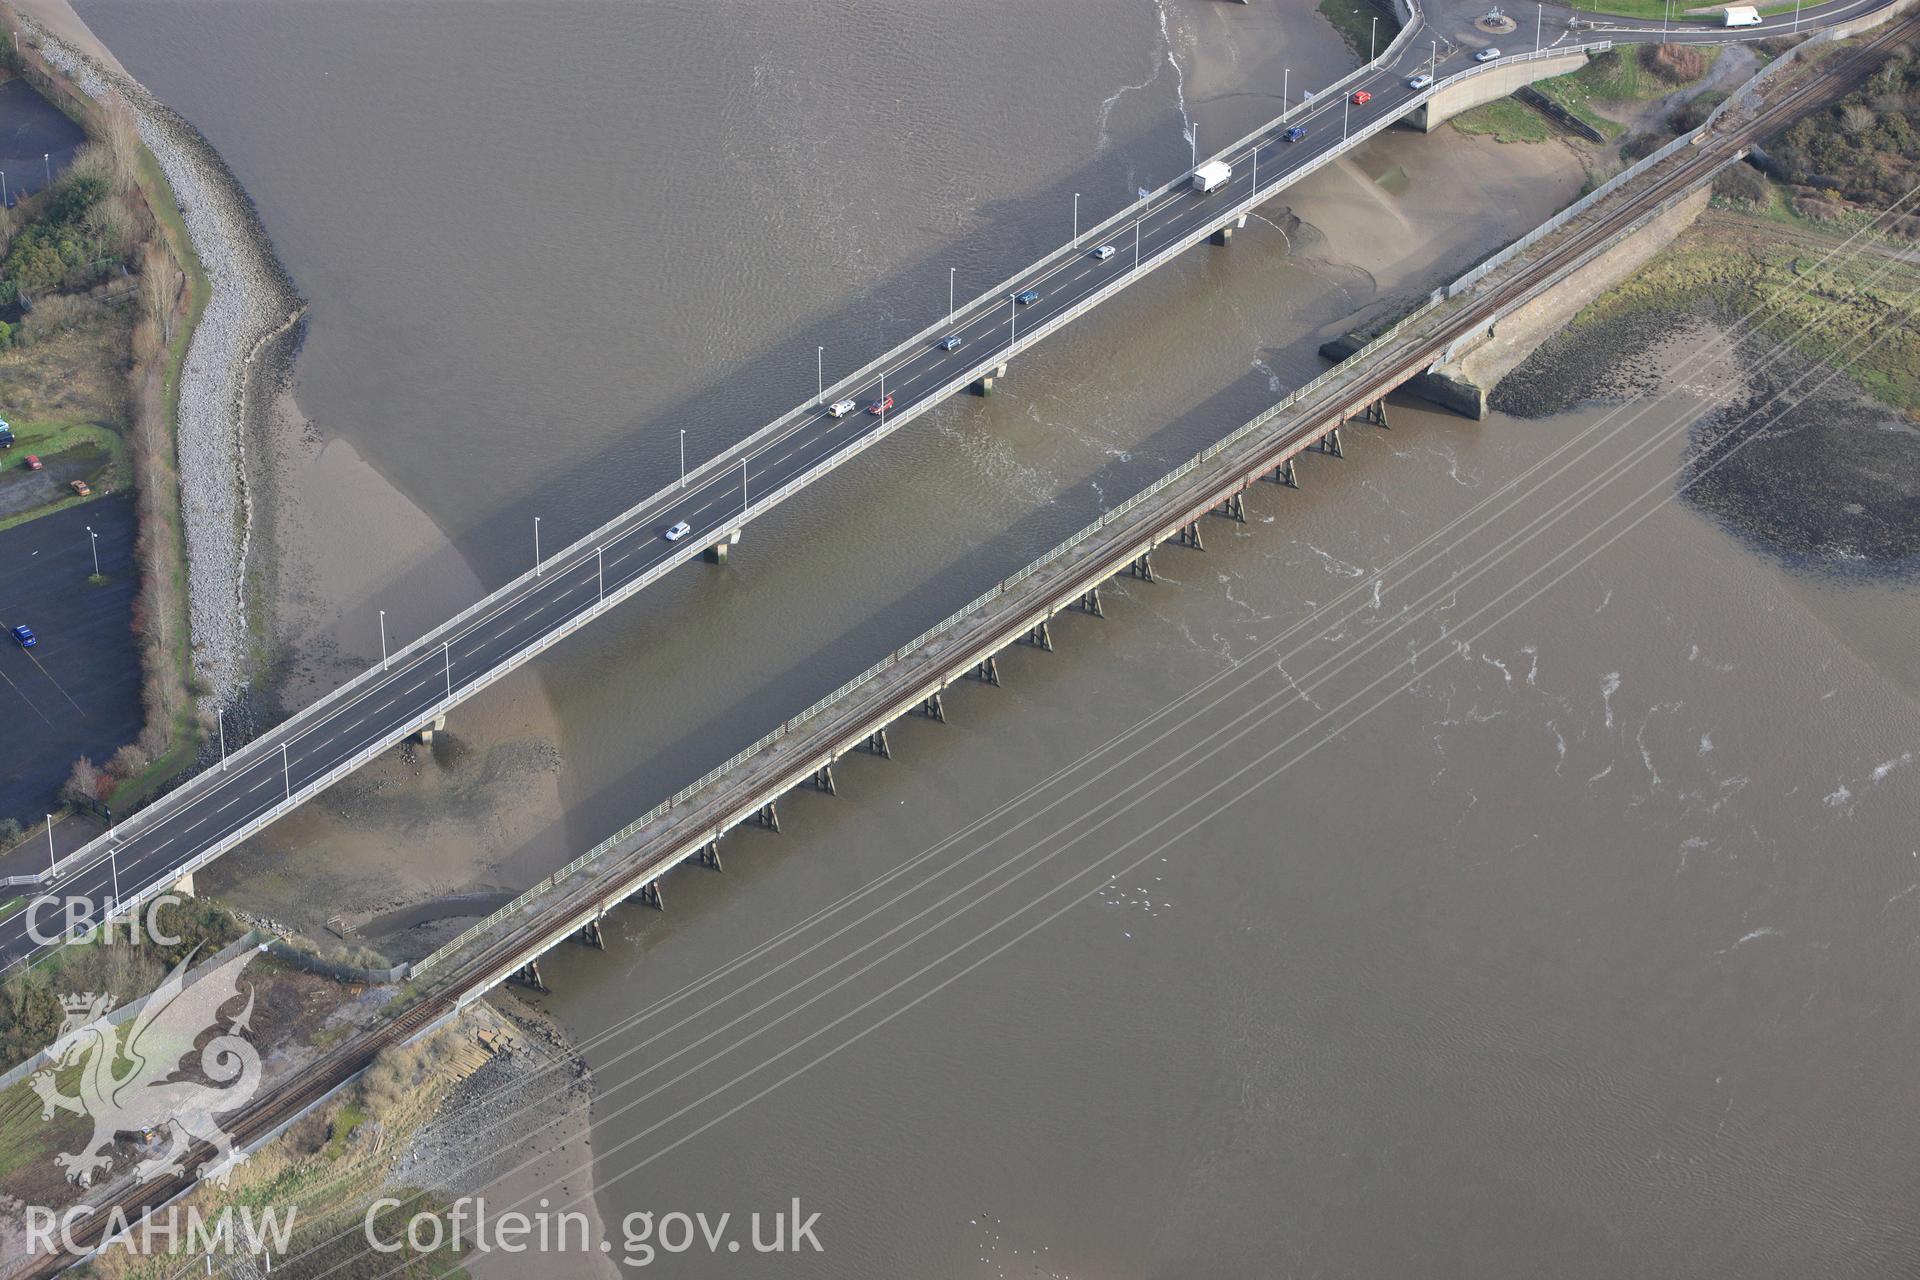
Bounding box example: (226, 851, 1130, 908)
(73, 0, 1920, 1274)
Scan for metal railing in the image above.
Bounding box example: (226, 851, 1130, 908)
(409, 287, 1455, 979)
(19, 2, 1430, 904)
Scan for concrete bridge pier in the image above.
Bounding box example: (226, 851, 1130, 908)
(1210, 214, 1247, 247)
(578, 919, 606, 949)
(1323, 427, 1344, 458)
(511, 959, 548, 991)
(1359, 398, 1390, 428)
(1217, 492, 1247, 523)
(860, 728, 892, 758)
(918, 690, 948, 722)
(704, 528, 743, 565)
(1025, 620, 1054, 651)
(1075, 588, 1104, 618)
(973, 363, 1008, 396)
(811, 763, 838, 795)
(637, 880, 664, 910)
(415, 714, 447, 745)
(756, 800, 780, 831)
(697, 839, 723, 871)
(1129, 553, 1156, 582)
(1176, 521, 1205, 551)
(1272, 458, 1298, 488)
(972, 655, 1002, 685)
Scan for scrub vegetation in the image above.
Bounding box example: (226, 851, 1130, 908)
(1572, 209, 1920, 411)
(0, 6, 204, 829)
(1316, 0, 1403, 62)
(1769, 48, 1920, 228)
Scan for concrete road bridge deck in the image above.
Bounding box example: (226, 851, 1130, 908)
(1, 0, 1901, 974)
(15, 9, 1916, 1265)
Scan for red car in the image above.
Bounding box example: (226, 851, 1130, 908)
(867, 394, 894, 415)
(1351, 90, 1372, 105)
(23, 454, 41, 471)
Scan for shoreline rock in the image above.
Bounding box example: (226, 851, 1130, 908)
(27, 19, 304, 707)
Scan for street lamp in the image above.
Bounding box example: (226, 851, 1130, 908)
(533, 516, 542, 577)
(679, 428, 686, 487)
(217, 706, 227, 771)
(1370, 15, 1378, 65)
(816, 346, 823, 400)
(42, 153, 49, 189)
(378, 609, 388, 670)
(1282, 69, 1289, 119)
(85, 524, 98, 576)
(443, 640, 452, 698)
(1134, 219, 1141, 270)
(45, 814, 54, 874)
(1073, 192, 1080, 244)
(1, 172, 8, 206)
(1537, 3, 1544, 53)
(1189, 123, 1198, 169)
(281, 743, 291, 799)
(948, 267, 956, 326)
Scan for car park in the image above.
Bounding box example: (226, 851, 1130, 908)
(867, 394, 894, 415)
(1285, 125, 1307, 143)
(939, 335, 964, 351)
(10, 624, 34, 648)
(1475, 48, 1501, 62)
(1091, 245, 1115, 260)
(24, 454, 41, 471)
(663, 520, 691, 542)
(1014, 288, 1041, 305)
(1408, 73, 1433, 90)
(828, 399, 858, 417)
(1350, 90, 1371, 105)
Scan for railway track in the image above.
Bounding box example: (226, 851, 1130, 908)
(23, 13, 1916, 1275)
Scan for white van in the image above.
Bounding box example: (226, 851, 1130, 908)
(1724, 6, 1763, 26)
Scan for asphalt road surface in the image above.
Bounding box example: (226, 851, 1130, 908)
(4, 0, 1897, 971)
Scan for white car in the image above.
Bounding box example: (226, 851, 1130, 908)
(1408, 73, 1433, 90)
(827, 399, 858, 417)
(1091, 245, 1116, 260)
(663, 520, 692, 542)
(1474, 48, 1501, 63)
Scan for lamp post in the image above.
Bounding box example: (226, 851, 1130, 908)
(217, 706, 227, 771)
(1189, 123, 1198, 169)
(816, 346, 823, 400)
(1536, 3, 1544, 53)
(1073, 191, 1080, 244)
(533, 516, 542, 577)
(46, 815, 54, 874)
(42, 153, 49, 189)
(1134, 220, 1141, 270)
(281, 743, 290, 799)
(1431, 40, 1437, 85)
(443, 640, 452, 698)
(85, 525, 98, 576)
(679, 428, 686, 487)
(378, 609, 388, 670)
(2, 172, 8, 206)
(1343, 90, 1351, 142)
(108, 845, 119, 913)
(879, 371, 886, 428)
(1370, 15, 1378, 65)
(596, 546, 605, 603)
(948, 268, 956, 326)
(1282, 69, 1289, 119)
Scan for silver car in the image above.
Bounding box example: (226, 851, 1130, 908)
(1475, 47, 1501, 63)
(827, 399, 858, 417)
(1408, 73, 1434, 90)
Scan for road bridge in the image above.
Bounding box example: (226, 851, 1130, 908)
(14, 10, 1915, 1265)
(1, 0, 1899, 972)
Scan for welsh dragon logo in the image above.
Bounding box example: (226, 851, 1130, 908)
(31, 947, 263, 1188)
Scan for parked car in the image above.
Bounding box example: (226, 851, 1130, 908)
(867, 394, 894, 415)
(0, 421, 13, 449)
(1285, 125, 1307, 143)
(662, 520, 692, 542)
(1350, 90, 1372, 105)
(939, 335, 964, 351)
(9, 624, 34, 649)
(1014, 288, 1041, 306)
(827, 398, 858, 417)
(69, 479, 90, 497)
(1091, 245, 1116, 260)
(23, 454, 42, 471)
(1408, 73, 1434, 90)
(1475, 47, 1502, 62)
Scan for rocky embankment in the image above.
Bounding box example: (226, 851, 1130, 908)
(30, 20, 304, 706)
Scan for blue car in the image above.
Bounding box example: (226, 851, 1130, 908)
(1014, 288, 1041, 306)
(938, 335, 964, 352)
(10, 624, 35, 648)
(1285, 125, 1307, 143)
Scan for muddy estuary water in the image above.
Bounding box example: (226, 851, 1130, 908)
(72, 0, 1920, 1274)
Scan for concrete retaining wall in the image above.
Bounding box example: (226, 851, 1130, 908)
(1416, 185, 1713, 417)
(1413, 49, 1592, 130)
